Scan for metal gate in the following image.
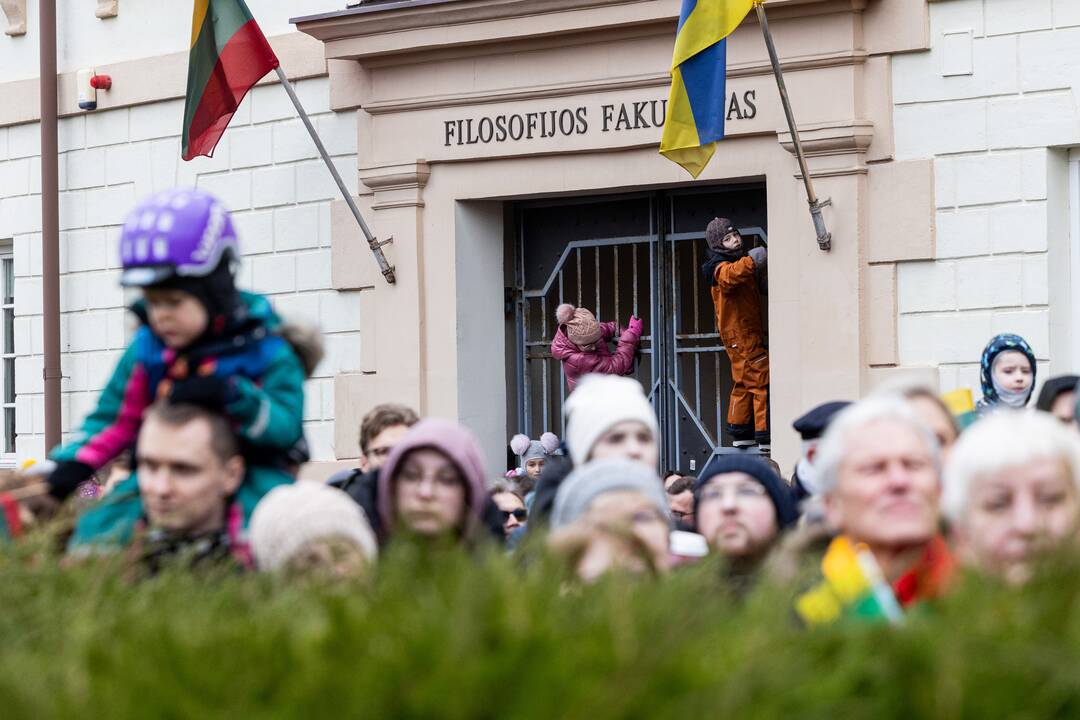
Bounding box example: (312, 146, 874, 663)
(510, 186, 768, 472)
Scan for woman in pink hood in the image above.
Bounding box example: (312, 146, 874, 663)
(551, 303, 643, 393)
(377, 419, 489, 545)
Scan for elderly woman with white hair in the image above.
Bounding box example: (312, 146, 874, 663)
(790, 395, 954, 625)
(944, 411, 1080, 585)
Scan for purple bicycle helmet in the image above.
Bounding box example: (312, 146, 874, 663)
(119, 187, 239, 287)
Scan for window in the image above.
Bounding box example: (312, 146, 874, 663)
(0, 246, 13, 456)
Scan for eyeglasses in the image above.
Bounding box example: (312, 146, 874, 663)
(500, 508, 527, 522)
(699, 483, 767, 502)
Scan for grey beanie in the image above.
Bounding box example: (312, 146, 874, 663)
(551, 458, 671, 529)
(510, 432, 561, 466)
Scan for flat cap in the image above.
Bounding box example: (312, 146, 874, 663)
(792, 401, 851, 441)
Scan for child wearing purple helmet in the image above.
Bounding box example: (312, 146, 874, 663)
(45, 188, 316, 551)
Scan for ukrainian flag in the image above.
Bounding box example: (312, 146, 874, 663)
(660, 0, 756, 177)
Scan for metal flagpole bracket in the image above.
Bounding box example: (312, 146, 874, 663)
(810, 197, 832, 252)
(274, 65, 397, 284)
(755, 1, 833, 253)
(370, 235, 397, 283)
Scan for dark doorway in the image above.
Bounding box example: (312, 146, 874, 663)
(507, 184, 768, 473)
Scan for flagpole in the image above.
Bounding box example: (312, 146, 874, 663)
(273, 66, 396, 284)
(754, 2, 832, 252)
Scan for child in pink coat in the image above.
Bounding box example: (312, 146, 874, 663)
(551, 304, 643, 393)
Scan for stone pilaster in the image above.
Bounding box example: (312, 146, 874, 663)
(332, 161, 431, 458)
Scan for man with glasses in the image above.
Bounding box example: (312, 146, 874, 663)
(665, 475, 696, 530)
(693, 455, 798, 587)
(330, 404, 419, 537)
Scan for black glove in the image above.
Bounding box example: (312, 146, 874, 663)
(167, 375, 231, 412)
(47, 460, 95, 501)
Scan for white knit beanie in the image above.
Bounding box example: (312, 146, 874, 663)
(564, 374, 660, 466)
(249, 482, 378, 571)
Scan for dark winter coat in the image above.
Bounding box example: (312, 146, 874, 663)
(337, 469, 383, 539)
(525, 454, 574, 532)
(790, 468, 812, 502)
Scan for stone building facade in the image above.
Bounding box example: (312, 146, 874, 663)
(0, 1, 360, 469)
(0, 0, 1077, 474)
(891, 0, 1080, 397)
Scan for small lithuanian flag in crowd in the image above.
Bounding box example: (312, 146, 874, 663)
(182, 0, 280, 161)
(795, 536, 905, 626)
(941, 388, 978, 431)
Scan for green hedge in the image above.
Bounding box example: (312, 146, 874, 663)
(2, 533, 1080, 719)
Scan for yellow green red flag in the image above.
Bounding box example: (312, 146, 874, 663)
(182, 0, 279, 161)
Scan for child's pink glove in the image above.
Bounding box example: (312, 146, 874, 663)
(628, 316, 644, 335)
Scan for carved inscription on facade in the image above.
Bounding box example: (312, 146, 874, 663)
(443, 91, 758, 147)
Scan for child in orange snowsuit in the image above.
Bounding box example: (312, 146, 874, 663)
(701, 217, 770, 450)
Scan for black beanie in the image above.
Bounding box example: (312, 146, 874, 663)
(150, 256, 243, 342)
(693, 455, 799, 529)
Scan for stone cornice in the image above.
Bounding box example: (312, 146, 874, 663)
(298, 0, 872, 61)
(778, 120, 875, 157)
(359, 161, 431, 209)
(296, 0, 867, 39)
(362, 49, 866, 115)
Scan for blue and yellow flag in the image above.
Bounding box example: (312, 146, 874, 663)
(660, 0, 756, 177)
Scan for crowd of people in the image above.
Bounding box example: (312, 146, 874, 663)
(2, 187, 1080, 627)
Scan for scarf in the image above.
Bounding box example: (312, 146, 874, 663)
(700, 246, 747, 287)
(795, 535, 954, 626)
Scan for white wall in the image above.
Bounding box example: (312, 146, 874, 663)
(892, 0, 1080, 397)
(455, 200, 507, 479)
(0, 76, 363, 463)
(1, 0, 348, 82)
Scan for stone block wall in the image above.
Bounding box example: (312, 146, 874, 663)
(892, 0, 1080, 395)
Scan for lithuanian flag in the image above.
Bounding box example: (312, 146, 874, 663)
(182, 0, 279, 161)
(941, 388, 978, 431)
(795, 536, 905, 626)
